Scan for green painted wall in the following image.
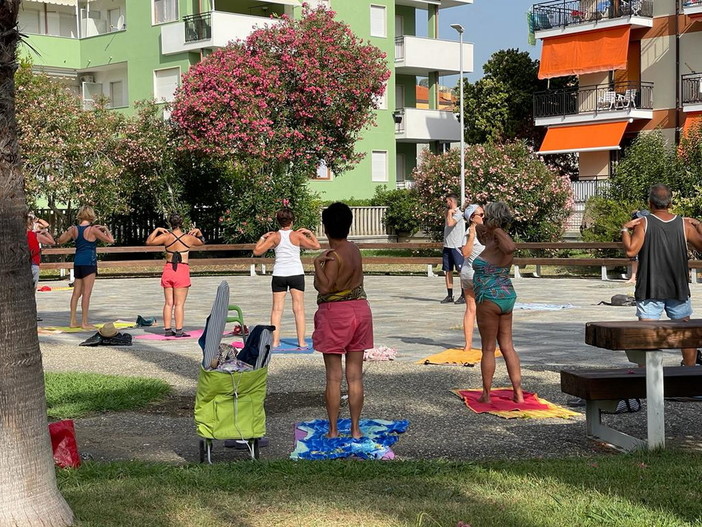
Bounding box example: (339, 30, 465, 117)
(23, 35, 81, 69)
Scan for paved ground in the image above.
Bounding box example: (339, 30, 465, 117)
(37, 271, 702, 463)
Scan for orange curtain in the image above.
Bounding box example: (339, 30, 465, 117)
(538, 27, 631, 79)
(683, 112, 702, 136)
(538, 121, 629, 155)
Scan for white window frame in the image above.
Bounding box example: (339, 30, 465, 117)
(371, 150, 388, 182)
(153, 66, 181, 104)
(152, 0, 179, 26)
(370, 4, 386, 38)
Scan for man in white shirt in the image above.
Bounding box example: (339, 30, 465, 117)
(441, 193, 465, 304)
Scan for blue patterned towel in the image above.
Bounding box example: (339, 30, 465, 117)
(514, 303, 575, 311)
(290, 418, 409, 460)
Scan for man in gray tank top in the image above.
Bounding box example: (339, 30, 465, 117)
(621, 183, 702, 366)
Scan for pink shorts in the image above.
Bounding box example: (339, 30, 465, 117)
(160, 263, 191, 289)
(312, 299, 374, 354)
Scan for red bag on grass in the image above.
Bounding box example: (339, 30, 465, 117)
(48, 419, 81, 468)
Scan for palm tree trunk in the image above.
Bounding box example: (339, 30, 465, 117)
(0, 2, 74, 525)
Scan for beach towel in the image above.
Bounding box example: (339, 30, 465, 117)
(37, 286, 73, 292)
(417, 348, 501, 366)
(272, 337, 315, 354)
(135, 329, 205, 341)
(290, 418, 409, 460)
(514, 303, 575, 310)
(453, 388, 579, 419)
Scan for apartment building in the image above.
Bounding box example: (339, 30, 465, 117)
(531, 0, 702, 180)
(19, 0, 474, 200)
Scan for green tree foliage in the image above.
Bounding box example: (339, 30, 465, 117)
(580, 196, 642, 252)
(371, 186, 422, 236)
(219, 161, 320, 243)
(411, 141, 572, 241)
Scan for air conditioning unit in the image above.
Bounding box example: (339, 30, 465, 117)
(80, 74, 95, 84)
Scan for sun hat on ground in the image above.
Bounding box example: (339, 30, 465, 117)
(98, 322, 118, 338)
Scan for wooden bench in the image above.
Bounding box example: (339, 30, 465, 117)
(561, 367, 702, 451)
(564, 319, 702, 451)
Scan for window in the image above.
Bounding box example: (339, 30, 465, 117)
(109, 81, 124, 108)
(370, 5, 386, 38)
(153, 0, 178, 25)
(373, 82, 387, 110)
(18, 9, 40, 34)
(154, 67, 181, 103)
(371, 151, 388, 182)
(315, 160, 332, 180)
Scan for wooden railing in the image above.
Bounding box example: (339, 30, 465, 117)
(40, 241, 702, 282)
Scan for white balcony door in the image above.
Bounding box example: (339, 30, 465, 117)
(110, 81, 124, 108)
(396, 153, 406, 184)
(395, 15, 404, 60)
(395, 84, 405, 110)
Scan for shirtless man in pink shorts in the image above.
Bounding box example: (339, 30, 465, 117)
(312, 202, 373, 439)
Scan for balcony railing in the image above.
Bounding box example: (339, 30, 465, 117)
(682, 73, 702, 105)
(184, 13, 211, 43)
(682, 0, 702, 7)
(534, 81, 653, 118)
(531, 0, 653, 31)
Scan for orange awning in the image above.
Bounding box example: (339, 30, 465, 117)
(538, 27, 631, 79)
(683, 112, 702, 136)
(538, 121, 629, 155)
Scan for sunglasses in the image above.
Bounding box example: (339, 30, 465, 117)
(472, 213, 484, 217)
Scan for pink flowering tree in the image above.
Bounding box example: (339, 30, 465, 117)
(170, 6, 390, 241)
(412, 141, 573, 241)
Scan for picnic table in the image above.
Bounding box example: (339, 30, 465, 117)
(561, 320, 702, 451)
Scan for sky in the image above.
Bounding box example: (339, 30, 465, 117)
(421, 0, 542, 84)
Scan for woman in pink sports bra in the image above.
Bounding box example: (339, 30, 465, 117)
(146, 213, 204, 337)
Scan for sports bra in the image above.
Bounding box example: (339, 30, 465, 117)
(165, 231, 190, 270)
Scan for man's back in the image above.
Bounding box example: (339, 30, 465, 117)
(636, 214, 689, 302)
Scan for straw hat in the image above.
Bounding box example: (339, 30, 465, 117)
(98, 322, 118, 338)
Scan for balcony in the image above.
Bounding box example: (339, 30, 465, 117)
(395, 1, 473, 8)
(682, 0, 702, 16)
(531, 0, 653, 38)
(682, 73, 702, 113)
(395, 36, 473, 76)
(534, 80, 653, 126)
(161, 11, 282, 55)
(393, 107, 461, 143)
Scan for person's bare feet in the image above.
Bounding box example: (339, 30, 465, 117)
(298, 342, 307, 348)
(625, 277, 636, 284)
(272, 342, 280, 348)
(351, 427, 363, 439)
(82, 324, 97, 330)
(463, 345, 472, 353)
(325, 432, 338, 439)
(477, 392, 491, 404)
(512, 389, 524, 404)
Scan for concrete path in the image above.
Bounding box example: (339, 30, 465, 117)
(37, 272, 702, 463)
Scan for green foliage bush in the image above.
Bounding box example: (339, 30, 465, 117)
(219, 161, 321, 243)
(371, 187, 422, 235)
(411, 141, 572, 241)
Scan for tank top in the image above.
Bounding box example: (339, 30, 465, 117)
(273, 230, 303, 277)
(460, 237, 485, 281)
(74, 225, 98, 266)
(635, 215, 690, 302)
(27, 231, 41, 265)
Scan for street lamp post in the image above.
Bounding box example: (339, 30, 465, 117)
(450, 23, 465, 209)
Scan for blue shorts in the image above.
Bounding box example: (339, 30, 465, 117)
(442, 247, 464, 272)
(636, 298, 692, 320)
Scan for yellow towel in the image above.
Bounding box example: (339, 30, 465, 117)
(417, 347, 502, 366)
(38, 320, 136, 334)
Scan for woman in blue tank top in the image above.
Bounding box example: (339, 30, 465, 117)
(57, 206, 114, 329)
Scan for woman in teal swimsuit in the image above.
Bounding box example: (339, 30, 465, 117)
(473, 201, 523, 404)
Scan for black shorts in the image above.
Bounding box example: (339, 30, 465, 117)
(74, 265, 98, 279)
(271, 274, 305, 292)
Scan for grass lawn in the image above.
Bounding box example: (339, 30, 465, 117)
(45, 372, 171, 419)
(57, 450, 702, 527)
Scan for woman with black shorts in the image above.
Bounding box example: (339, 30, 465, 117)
(57, 205, 114, 329)
(253, 208, 321, 348)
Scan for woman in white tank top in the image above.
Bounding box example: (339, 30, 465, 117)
(253, 208, 321, 348)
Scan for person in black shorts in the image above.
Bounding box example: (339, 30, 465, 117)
(254, 208, 321, 348)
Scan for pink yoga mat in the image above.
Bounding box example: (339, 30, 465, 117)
(457, 389, 550, 413)
(134, 329, 245, 345)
